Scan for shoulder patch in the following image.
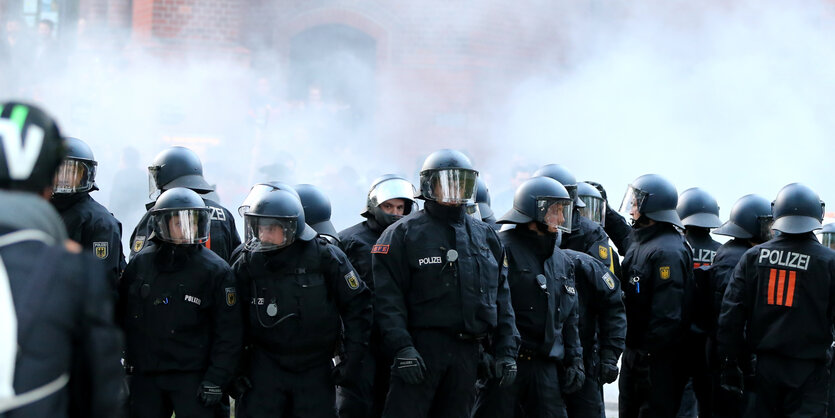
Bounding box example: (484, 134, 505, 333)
(133, 236, 145, 253)
(602, 272, 616, 290)
(660, 266, 671, 280)
(598, 245, 609, 260)
(344, 270, 360, 290)
(93, 241, 109, 259)
(225, 287, 236, 306)
(371, 244, 389, 254)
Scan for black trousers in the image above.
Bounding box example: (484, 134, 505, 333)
(619, 347, 688, 418)
(473, 356, 567, 418)
(744, 354, 827, 418)
(237, 349, 336, 418)
(337, 345, 391, 418)
(129, 372, 213, 418)
(677, 332, 713, 418)
(564, 357, 604, 418)
(382, 329, 480, 418)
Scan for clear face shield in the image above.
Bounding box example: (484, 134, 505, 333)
(465, 202, 482, 221)
(819, 231, 835, 250)
(53, 158, 97, 194)
(148, 165, 161, 200)
(579, 195, 606, 226)
(421, 169, 478, 205)
(758, 215, 775, 242)
(152, 208, 211, 244)
(619, 186, 650, 221)
(238, 184, 280, 217)
(536, 197, 573, 233)
(369, 178, 417, 215)
(244, 215, 298, 252)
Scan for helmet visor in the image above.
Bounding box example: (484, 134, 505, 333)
(579, 195, 606, 226)
(819, 231, 835, 250)
(536, 197, 573, 233)
(53, 158, 96, 194)
(244, 215, 298, 252)
(148, 166, 161, 199)
(619, 185, 649, 221)
(421, 169, 478, 204)
(759, 215, 775, 241)
(238, 184, 279, 217)
(370, 178, 416, 209)
(153, 208, 211, 244)
(465, 202, 482, 221)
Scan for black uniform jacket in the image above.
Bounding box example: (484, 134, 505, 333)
(53, 192, 126, 285)
(233, 237, 372, 372)
(129, 197, 241, 264)
(339, 216, 385, 292)
(500, 227, 582, 362)
(0, 226, 124, 417)
(621, 222, 693, 353)
(703, 239, 750, 337)
(686, 229, 721, 269)
(119, 241, 242, 386)
(717, 232, 835, 361)
(562, 212, 617, 274)
(372, 201, 520, 358)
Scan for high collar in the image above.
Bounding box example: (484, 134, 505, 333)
(425, 200, 466, 222)
(51, 192, 89, 211)
(364, 215, 385, 234)
(632, 222, 677, 244)
(154, 242, 201, 272)
(511, 226, 557, 262)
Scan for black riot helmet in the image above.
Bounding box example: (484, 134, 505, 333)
(577, 181, 605, 226)
(677, 187, 722, 229)
(818, 222, 835, 250)
(498, 176, 573, 233)
(533, 164, 585, 208)
(363, 174, 417, 227)
(147, 146, 213, 198)
(619, 174, 682, 228)
(475, 177, 494, 220)
(0, 101, 65, 193)
(243, 189, 317, 252)
(714, 194, 773, 242)
(238, 181, 300, 217)
(150, 187, 211, 245)
(771, 183, 824, 234)
(53, 137, 98, 194)
(419, 149, 478, 205)
(294, 183, 338, 239)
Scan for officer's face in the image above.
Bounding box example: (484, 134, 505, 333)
(379, 198, 406, 216)
(432, 180, 466, 206)
(629, 196, 641, 221)
(259, 224, 286, 246)
(168, 214, 198, 243)
(544, 202, 566, 233)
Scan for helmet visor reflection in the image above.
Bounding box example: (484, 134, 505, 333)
(369, 178, 417, 209)
(579, 195, 606, 226)
(239, 184, 281, 217)
(820, 231, 835, 250)
(244, 215, 298, 252)
(759, 215, 775, 241)
(53, 159, 96, 194)
(153, 209, 211, 244)
(422, 169, 478, 204)
(619, 186, 649, 221)
(535, 197, 573, 233)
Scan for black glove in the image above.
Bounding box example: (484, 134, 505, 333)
(392, 346, 426, 385)
(477, 350, 495, 381)
(332, 351, 364, 388)
(494, 357, 517, 387)
(228, 376, 252, 400)
(585, 181, 608, 202)
(599, 349, 620, 384)
(562, 357, 586, 394)
(720, 358, 744, 397)
(196, 381, 223, 406)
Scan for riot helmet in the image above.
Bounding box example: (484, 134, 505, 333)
(677, 187, 721, 229)
(150, 187, 211, 245)
(295, 183, 338, 239)
(578, 181, 605, 226)
(419, 149, 478, 205)
(817, 223, 835, 250)
(475, 177, 494, 220)
(619, 174, 682, 228)
(498, 176, 573, 233)
(238, 181, 299, 217)
(243, 189, 317, 252)
(53, 137, 97, 194)
(533, 164, 585, 208)
(147, 146, 213, 199)
(771, 183, 824, 234)
(0, 101, 65, 192)
(714, 194, 773, 242)
(363, 174, 417, 227)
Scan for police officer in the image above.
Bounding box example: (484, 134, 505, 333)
(233, 190, 372, 417)
(706, 194, 773, 418)
(473, 176, 584, 418)
(534, 164, 616, 273)
(231, 181, 300, 264)
(676, 187, 723, 417)
(563, 248, 627, 418)
(717, 183, 834, 417)
(118, 187, 242, 417)
(337, 174, 417, 418)
(0, 101, 124, 417)
(578, 181, 623, 278)
(617, 174, 693, 418)
(51, 136, 126, 285)
(373, 149, 519, 418)
(129, 146, 241, 263)
(475, 177, 499, 229)
(295, 183, 340, 242)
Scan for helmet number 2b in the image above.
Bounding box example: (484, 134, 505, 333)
(0, 120, 45, 180)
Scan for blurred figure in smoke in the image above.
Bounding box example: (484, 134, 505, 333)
(51, 137, 126, 286)
(337, 174, 418, 418)
(110, 146, 149, 249)
(1, 19, 33, 94)
(492, 161, 537, 223)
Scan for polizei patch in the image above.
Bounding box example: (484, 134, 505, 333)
(758, 249, 811, 270)
(345, 271, 360, 290)
(418, 256, 442, 266)
(184, 295, 202, 306)
(93, 241, 109, 259)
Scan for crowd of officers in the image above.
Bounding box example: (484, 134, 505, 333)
(1, 101, 835, 418)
